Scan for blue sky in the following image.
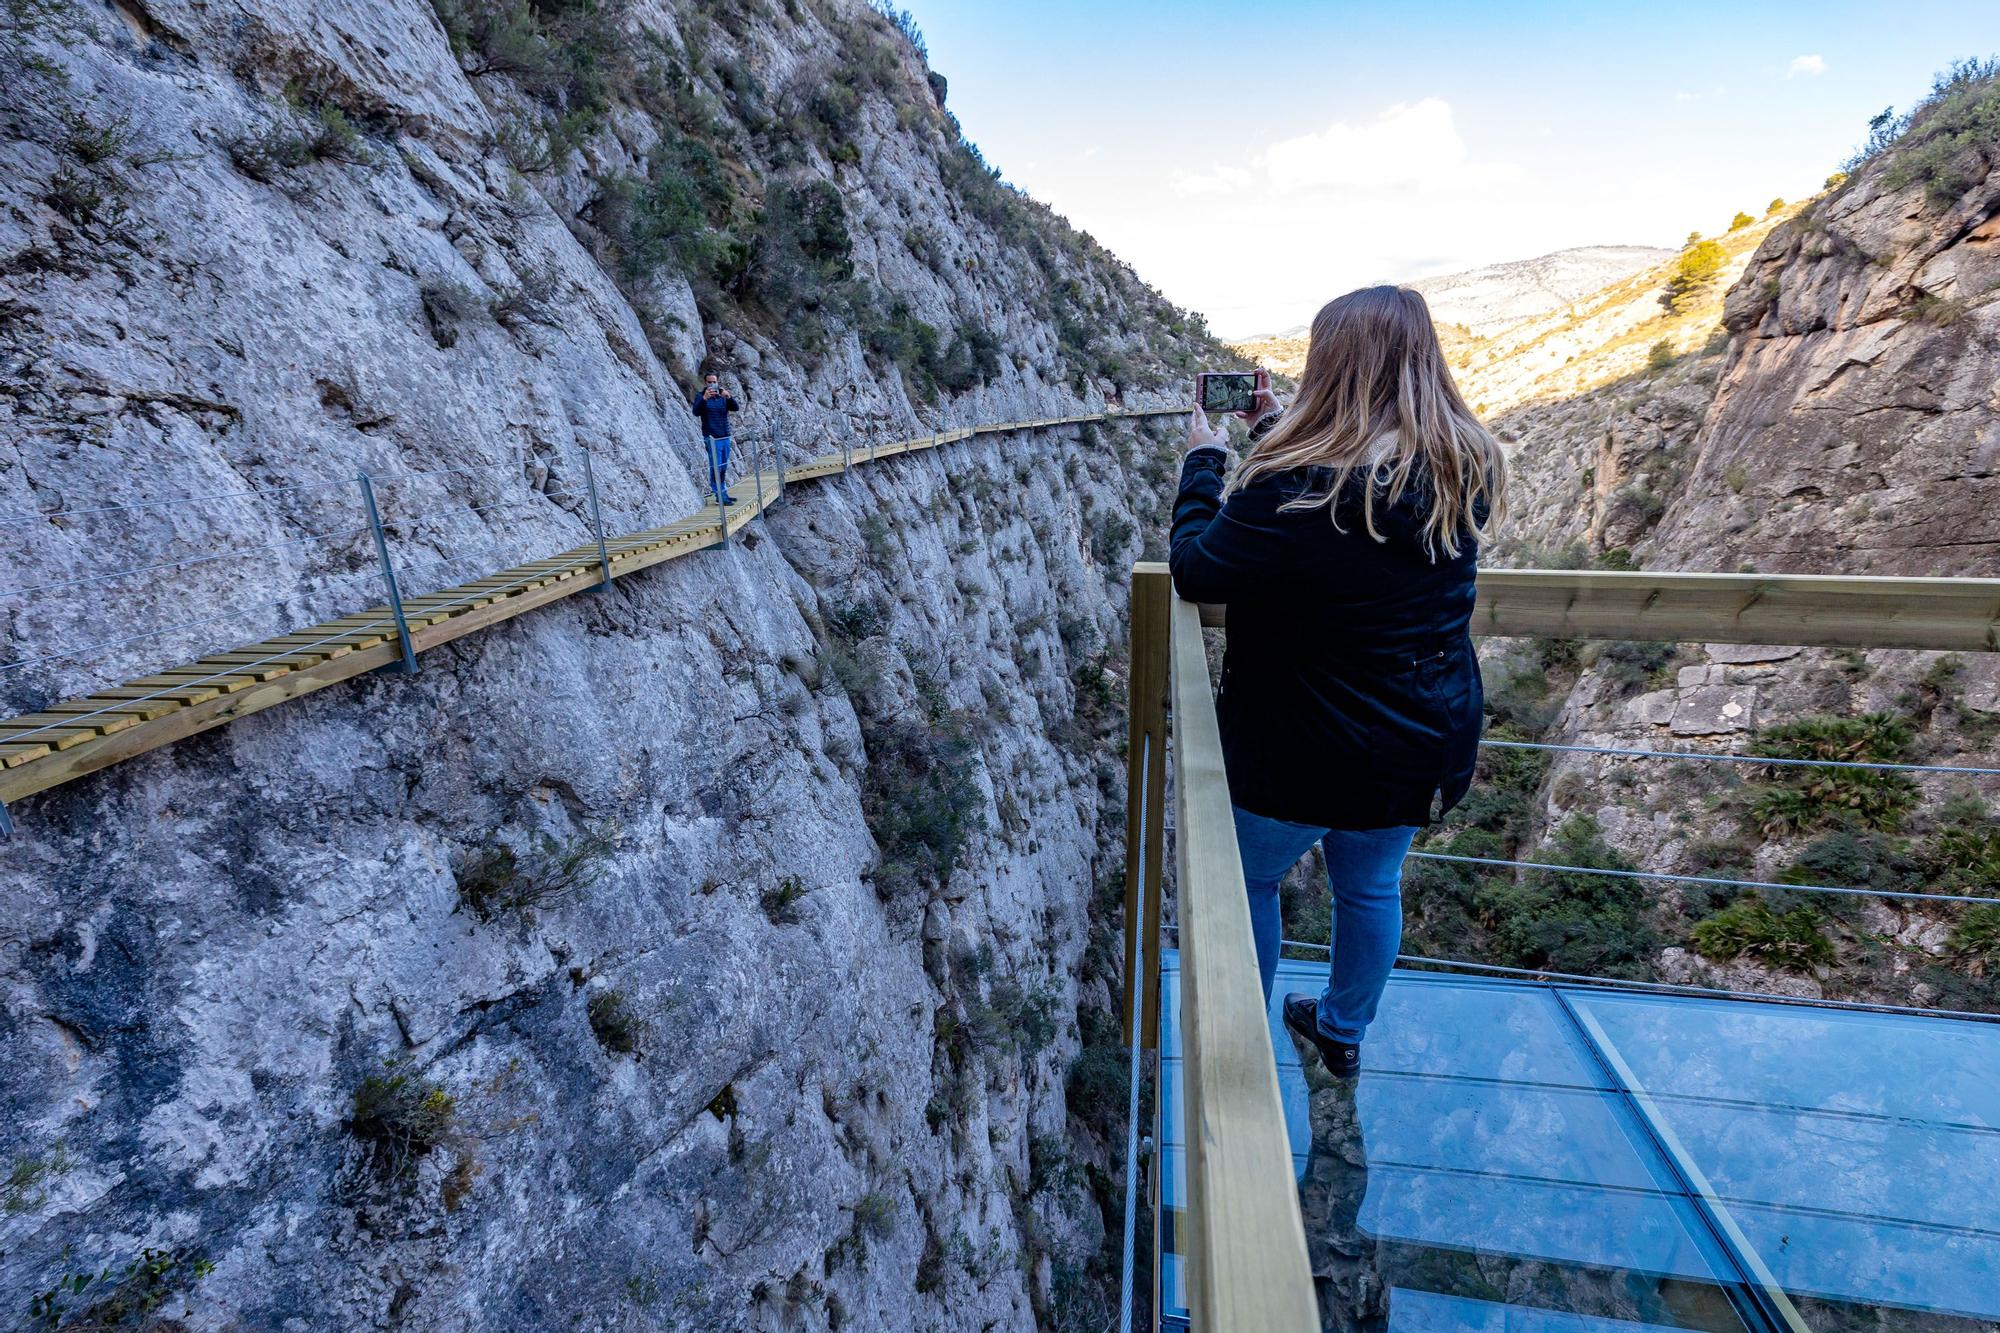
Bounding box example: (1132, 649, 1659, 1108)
(903, 1, 1998, 336)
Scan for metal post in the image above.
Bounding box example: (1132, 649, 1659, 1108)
(773, 423, 785, 505)
(707, 435, 729, 548)
(359, 471, 419, 675)
(581, 448, 614, 594)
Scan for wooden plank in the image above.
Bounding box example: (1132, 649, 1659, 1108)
(2, 741, 53, 769)
(199, 653, 316, 674)
(42, 695, 183, 722)
(95, 682, 227, 706)
(146, 671, 259, 695)
(0, 639, 403, 803)
(1, 712, 137, 745)
(1167, 591, 1318, 1330)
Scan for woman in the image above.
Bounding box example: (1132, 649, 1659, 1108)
(1169, 285, 1506, 1078)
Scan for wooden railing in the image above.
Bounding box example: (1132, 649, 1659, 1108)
(1194, 568, 2000, 649)
(1126, 561, 1317, 1331)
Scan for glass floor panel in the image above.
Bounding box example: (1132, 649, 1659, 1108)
(1155, 951, 2000, 1332)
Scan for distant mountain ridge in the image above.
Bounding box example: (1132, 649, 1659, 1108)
(1408, 244, 1675, 336)
(1229, 244, 1672, 371)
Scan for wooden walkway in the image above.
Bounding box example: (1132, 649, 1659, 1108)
(0, 409, 1179, 825)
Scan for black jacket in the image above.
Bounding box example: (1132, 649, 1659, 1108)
(691, 389, 737, 438)
(1169, 443, 1484, 830)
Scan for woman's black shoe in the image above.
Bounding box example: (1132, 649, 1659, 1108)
(1283, 993, 1361, 1078)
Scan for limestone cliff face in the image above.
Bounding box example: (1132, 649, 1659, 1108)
(1675, 146, 2000, 574)
(1436, 84, 2000, 1012)
(0, 2, 1216, 1328)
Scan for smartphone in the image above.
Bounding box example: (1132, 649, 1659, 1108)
(1198, 372, 1257, 415)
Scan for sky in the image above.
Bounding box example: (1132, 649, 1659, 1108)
(902, 1, 1999, 337)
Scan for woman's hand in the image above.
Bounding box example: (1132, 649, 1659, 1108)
(1234, 366, 1280, 424)
(1186, 407, 1228, 453)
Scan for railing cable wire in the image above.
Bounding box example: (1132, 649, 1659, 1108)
(0, 476, 359, 529)
(0, 595, 304, 677)
(1482, 737, 2000, 779)
(1387, 951, 2000, 1024)
(0, 524, 371, 601)
(1408, 849, 2000, 907)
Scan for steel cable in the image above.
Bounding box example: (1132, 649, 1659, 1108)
(1482, 737, 2000, 779)
(1408, 850, 2000, 907)
(0, 524, 371, 601)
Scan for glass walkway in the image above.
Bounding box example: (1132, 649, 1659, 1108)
(1156, 951, 2000, 1332)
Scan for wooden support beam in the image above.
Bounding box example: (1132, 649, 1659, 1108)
(1122, 563, 1170, 1049)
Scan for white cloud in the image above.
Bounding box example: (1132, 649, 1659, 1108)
(1170, 164, 1253, 196)
(1789, 54, 1826, 77)
(1173, 99, 1518, 202)
(1261, 98, 1517, 192)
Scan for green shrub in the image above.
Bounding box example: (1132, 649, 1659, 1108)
(1873, 59, 2000, 203)
(1477, 816, 1657, 978)
(456, 826, 617, 920)
(27, 1247, 214, 1333)
(1646, 339, 1677, 372)
(1691, 897, 1834, 971)
(1590, 641, 1674, 695)
(760, 875, 809, 925)
(1780, 830, 1922, 891)
(862, 712, 985, 898)
(350, 1066, 458, 1178)
(1949, 905, 2000, 974)
(1727, 211, 1755, 232)
(587, 989, 644, 1055)
(228, 103, 369, 180)
(1766, 197, 1785, 215)
(1661, 239, 1727, 313)
(852, 1190, 897, 1239)
(64, 110, 126, 165)
(1064, 1017, 1129, 1126)
(437, 0, 627, 132)
(4, 1143, 71, 1215)
(1746, 714, 1918, 834)
(1924, 798, 2000, 897)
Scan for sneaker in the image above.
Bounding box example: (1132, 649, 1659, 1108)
(1283, 993, 1360, 1078)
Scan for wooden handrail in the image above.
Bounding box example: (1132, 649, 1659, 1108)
(1193, 567, 2000, 651)
(1129, 559, 1318, 1329)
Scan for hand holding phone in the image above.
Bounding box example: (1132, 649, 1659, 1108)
(1198, 372, 1258, 415)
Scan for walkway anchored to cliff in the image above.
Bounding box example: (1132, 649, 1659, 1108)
(0, 408, 1183, 835)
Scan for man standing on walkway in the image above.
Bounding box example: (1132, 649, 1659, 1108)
(690, 372, 738, 504)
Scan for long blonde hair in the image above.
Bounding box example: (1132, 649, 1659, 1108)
(1227, 285, 1506, 559)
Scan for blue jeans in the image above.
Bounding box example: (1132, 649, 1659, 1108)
(1232, 807, 1417, 1043)
(706, 435, 732, 498)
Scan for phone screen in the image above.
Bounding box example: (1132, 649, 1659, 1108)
(1200, 373, 1257, 414)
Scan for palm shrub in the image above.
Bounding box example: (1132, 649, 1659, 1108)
(1692, 897, 1834, 971)
(1746, 714, 1918, 834)
(1949, 906, 2000, 975)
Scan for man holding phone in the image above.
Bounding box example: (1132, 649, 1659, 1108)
(690, 372, 739, 504)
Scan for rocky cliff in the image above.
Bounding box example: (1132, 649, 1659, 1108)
(0, 1, 1228, 1328)
(1385, 66, 2000, 1016)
